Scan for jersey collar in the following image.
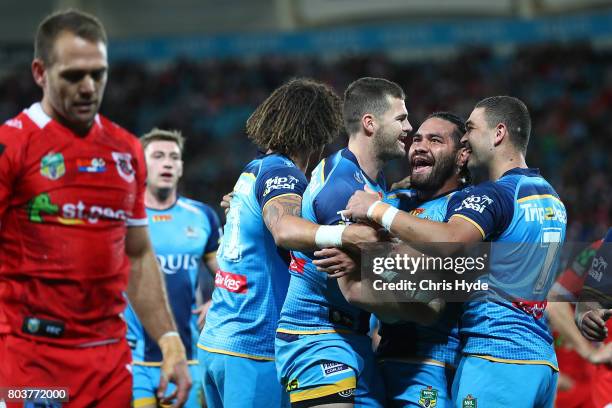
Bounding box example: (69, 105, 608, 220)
(502, 167, 540, 177)
(342, 148, 386, 187)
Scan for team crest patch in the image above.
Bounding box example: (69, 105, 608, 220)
(40, 152, 65, 180)
(462, 394, 477, 407)
(112, 152, 135, 182)
(418, 386, 438, 407)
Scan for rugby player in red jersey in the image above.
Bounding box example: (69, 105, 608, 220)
(0, 10, 190, 408)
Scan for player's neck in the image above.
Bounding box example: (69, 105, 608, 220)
(490, 151, 527, 181)
(40, 98, 93, 136)
(145, 188, 178, 210)
(347, 138, 383, 181)
(417, 177, 461, 201)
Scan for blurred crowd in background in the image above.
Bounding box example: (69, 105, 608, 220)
(1, 42, 609, 242)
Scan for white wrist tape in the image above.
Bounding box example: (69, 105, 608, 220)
(381, 206, 399, 231)
(366, 200, 382, 220)
(315, 225, 346, 248)
(159, 331, 180, 340)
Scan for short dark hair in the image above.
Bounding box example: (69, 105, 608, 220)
(424, 111, 466, 147)
(140, 128, 185, 153)
(475, 96, 531, 154)
(35, 9, 107, 65)
(343, 77, 405, 135)
(246, 78, 343, 157)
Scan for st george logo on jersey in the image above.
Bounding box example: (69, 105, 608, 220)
(112, 152, 135, 183)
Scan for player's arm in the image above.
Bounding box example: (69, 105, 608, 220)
(344, 190, 482, 246)
(262, 193, 379, 252)
(546, 301, 596, 360)
(126, 226, 191, 407)
(314, 247, 444, 325)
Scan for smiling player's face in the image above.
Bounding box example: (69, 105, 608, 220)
(373, 96, 412, 162)
(409, 117, 463, 191)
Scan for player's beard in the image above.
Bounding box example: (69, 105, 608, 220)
(410, 151, 456, 193)
(373, 124, 405, 163)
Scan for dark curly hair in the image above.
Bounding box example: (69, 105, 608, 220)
(246, 78, 343, 158)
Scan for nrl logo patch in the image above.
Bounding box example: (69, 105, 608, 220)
(112, 152, 135, 183)
(418, 386, 438, 407)
(463, 394, 477, 408)
(40, 152, 65, 180)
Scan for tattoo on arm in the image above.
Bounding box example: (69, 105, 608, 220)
(263, 194, 302, 233)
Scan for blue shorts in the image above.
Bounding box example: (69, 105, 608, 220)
(132, 362, 203, 408)
(198, 347, 289, 408)
(379, 360, 454, 407)
(451, 355, 558, 408)
(275, 332, 385, 407)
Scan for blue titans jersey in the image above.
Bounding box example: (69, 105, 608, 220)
(126, 196, 221, 362)
(278, 148, 390, 336)
(378, 189, 467, 367)
(199, 153, 308, 360)
(449, 168, 567, 367)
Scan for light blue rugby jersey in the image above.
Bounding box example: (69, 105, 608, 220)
(277, 148, 391, 336)
(378, 188, 468, 367)
(449, 168, 567, 368)
(125, 196, 221, 362)
(198, 153, 308, 360)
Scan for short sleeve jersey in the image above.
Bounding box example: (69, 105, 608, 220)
(0, 103, 147, 346)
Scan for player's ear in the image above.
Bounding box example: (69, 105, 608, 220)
(494, 123, 506, 146)
(32, 59, 47, 88)
(362, 113, 375, 136)
(177, 159, 184, 178)
(456, 146, 469, 169)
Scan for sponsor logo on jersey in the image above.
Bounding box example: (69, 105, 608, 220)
(40, 152, 65, 180)
(215, 270, 248, 293)
(286, 379, 299, 392)
(588, 256, 608, 282)
(27, 193, 127, 224)
(520, 202, 567, 224)
(112, 152, 135, 183)
(462, 395, 477, 407)
(418, 386, 438, 407)
(152, 214, 172, 222)
(77, 158, 106, 173)
(454, 194, 493, 214)
(410, 208, 425, 216)
(512, 299, 547, 319)
(262, 175, 300, 197)
(289, 253, 307, 274)
(157, 254, 199, 275)
(320, 362, 351, 377)
(185, 226, 200, 238)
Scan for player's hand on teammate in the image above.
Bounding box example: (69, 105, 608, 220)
(341, 223, 383, 252)
(158, 333, 192, 407)
(220, 192, 233, 215)
(578, 308, 611, 342)
(193, 299, 212, 330)
(313, 248, 357, 278)
(344, 190, 381, 222)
